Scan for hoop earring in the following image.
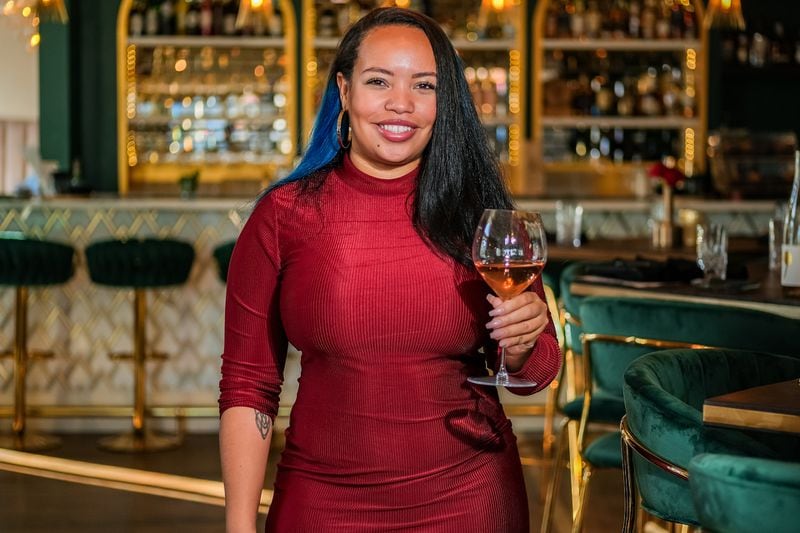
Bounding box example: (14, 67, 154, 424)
(336, 109, 351, 149)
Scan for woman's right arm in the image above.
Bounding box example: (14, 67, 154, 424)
(220, 407, 272, 533)
(219, 198, 288, 532)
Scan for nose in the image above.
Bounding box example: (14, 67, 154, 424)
(385, 86, 414, 113)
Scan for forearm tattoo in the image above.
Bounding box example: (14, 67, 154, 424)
(254, 410, 272, 440)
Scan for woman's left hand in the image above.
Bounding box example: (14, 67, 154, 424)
(485, 291, 549, 372)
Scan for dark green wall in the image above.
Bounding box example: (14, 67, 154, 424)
(708, 0, 800, 138)
(39, 4, 72, 171)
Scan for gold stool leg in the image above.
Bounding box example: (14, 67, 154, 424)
(0, 287, 60, 451)
(98, 289, 181, 453)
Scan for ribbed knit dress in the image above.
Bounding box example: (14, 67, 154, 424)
(219, 155, 561, 532)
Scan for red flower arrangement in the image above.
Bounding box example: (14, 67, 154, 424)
(648, 161, 686, 189)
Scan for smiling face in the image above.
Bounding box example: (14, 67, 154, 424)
(337, 25, 437, 179)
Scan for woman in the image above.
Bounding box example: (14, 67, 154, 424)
(219, 7, 561, 532)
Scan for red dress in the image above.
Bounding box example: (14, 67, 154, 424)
(219, 156, 561, 532)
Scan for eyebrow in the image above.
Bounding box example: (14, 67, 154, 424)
(362, 67, 437, 78)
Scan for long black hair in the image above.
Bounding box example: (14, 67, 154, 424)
(271, 7, 514, 266)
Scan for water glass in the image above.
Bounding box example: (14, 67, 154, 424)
(768, 203, 787, 272)
(696, 224, 728, 285)
(555, 201, 584, 247)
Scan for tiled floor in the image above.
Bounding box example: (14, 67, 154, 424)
(0, 432, 625, 532)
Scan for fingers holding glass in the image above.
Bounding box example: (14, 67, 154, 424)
(470, 209, 547, 388)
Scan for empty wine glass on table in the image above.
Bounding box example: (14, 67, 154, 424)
(470, 209, 548, 388)
(695, 223, 728, 287)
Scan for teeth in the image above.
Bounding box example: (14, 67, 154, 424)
(380, 124, 413, 133)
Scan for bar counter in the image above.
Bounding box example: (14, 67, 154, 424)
(0, 196, 777, 430)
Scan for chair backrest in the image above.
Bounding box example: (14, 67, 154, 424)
(579, 296, 800, 399)
(689, 453, 800, 533)
(559, 261, 603, 355)
(623, 348, 800, 526)
(213, 241, 236, 283)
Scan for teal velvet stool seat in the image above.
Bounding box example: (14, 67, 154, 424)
(0, 237, 74, 451)
(85, 238, 194, 452)
(212, 241, 236, 283)
(689, 453, 800, 533)
(622, 349, 800, 532)
(543, 296, 800, 533)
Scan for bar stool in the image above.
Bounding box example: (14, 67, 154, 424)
(0, 236, 74, 451)
(212, 241, 236, 283)
(85, 237, 194, 452)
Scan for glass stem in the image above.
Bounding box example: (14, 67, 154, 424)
(496, 346, 510, 386)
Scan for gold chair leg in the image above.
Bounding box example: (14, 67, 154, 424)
(538, 377, 560, 500)
(98, 289, 181, 453)
(0, 287, 60, 452)
(570, 465, 592, 533)
(622, 425, 638, 533)
(541, 418, 569, 533)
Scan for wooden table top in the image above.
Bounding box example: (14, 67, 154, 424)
(703, 379, 800, 435)
(569, 264, 800, 319)
(549, 237, 765, 262)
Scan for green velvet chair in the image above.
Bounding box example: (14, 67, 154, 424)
(543, 261, 603, 518)
(85, 238, 195, 452)
(0, 236, 74, 451)
(689, 453, 800, 533)
(542, 296, 800, 533)
(622, 349, 800, 532)
(212, 240, 236, 283)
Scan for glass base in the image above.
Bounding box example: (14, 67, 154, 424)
(468, 375, 537, 388)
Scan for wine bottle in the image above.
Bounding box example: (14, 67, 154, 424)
(781, 150, 800, 288)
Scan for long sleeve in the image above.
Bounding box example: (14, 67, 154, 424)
(507, 276, 562, 395)
(218, 196, 288, 420)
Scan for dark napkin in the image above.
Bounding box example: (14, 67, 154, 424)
(583, 258, 746, 283)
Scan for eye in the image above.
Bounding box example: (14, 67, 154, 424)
(365, 77, 388, 87)
(416, 81, 436, 91)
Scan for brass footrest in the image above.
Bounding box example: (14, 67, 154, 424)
(0, 350, 54, 359)
(109, 351, 169, 361)
(97, 430, 182, 453)
(0, 432, 61, 452)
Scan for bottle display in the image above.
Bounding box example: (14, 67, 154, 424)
(720, 21, 800, 69)
(303, 0, 525, 188)
(119, 0, 297, 194)
(782, 151, 800, 288)
(533, 0, 707, 196)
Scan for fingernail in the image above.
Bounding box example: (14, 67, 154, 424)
(488, 308, 502, 316)
(498, 339, 508, 348)
(486, 319, 500, 328)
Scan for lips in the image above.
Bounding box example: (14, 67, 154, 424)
(377, 121, 417, 142)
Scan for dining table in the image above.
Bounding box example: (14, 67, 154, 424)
(568, 259, 800, 320)
(703, 378, 800, 435)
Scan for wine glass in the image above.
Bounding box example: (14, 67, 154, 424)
(470, 209, 548, 388)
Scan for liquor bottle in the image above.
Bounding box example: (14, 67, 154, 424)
(175, 0, 187, 34)
(200, 0, 213, 36)
(185, 0, 201, 35)
(781, 151, 800, 288)
(212, 0, 225, 36)
(222, 0, 238, 36)
(144, 0, 160, 35)
(159, 0, 175, 35)
(129, 0, 145, 36)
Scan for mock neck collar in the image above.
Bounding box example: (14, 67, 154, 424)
(338, 153, 419, 197)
